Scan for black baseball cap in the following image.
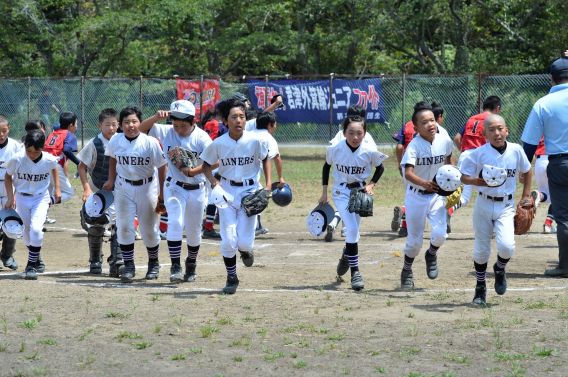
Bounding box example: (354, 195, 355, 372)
(231, 92, 248, 103)
(550, 57, 568, 74)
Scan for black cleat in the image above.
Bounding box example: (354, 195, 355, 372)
(222, 274, 239, 294)
(203, 228, 221, 239)
(25, 265, 38, 280)
(169, 263, 183, 283)
(398, 226, 408, 237)
(239, 250, 254, 267)
(336, 247, 349, 277)
(145, 260, 161, 280)
(184, 259, 197, 282)
(473, 285, 487, 304)
(35, 255, 45, 273)
(391, 206, 403, 232)
(0, 255, 17, 270)
(493, 264, 507, 295)
(121, 261, 135, 282)
(324, 224, 335, 242)
(424, 252, 438, 279)
(401, 269, 414, 290)
(351, 271, 364, 291)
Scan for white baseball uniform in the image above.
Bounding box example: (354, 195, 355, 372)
(149, 123, 212, 246)
(201, 131, 268, 258)
(326, 140, 388, 243)
(400, 133, 453, 258)
(535, 146, 550, 203)
(0, 138, 22, 207)
(329, 130, 376, 146)
(3, 151, 58, 247)
(457, 149, 475, 206)
(252, 129, 280, 230)
(461, 142, 531, 264)
(105, 133, 167, 247)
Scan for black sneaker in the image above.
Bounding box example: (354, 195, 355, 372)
(145, 260, 161, 280)
(424, 252, 438, 279)
(203, 229, 221, 239)
(121, 261, 135, 282)
(239, 250, 254, 267)
(473, 285, 487, 304)
(169, 263, 183, 283)
(184, 259, 197, 282)
(36, 255, 45, 273)
(351, 271, 364, 291)
(25, 265, 37, 280)
(222, 274, 239, 294)
(401, 269, 414, 290)
(398, 227, 408, 237)
(0, 255, 17, 270)
(391, 206, 403, 232)
(336, 248, 349, 277)
(493, 264, 507, 295)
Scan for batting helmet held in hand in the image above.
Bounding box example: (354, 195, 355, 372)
(434, 165, 462, 196)
(480, 164, 507, 187)
(83, 189, 114, 226)
(306, 203, 336, 237)
(210, 184, 234, 209)
(0, 207, 23, 239)
(271, 182, 293, 207)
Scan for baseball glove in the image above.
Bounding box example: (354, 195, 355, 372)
(167, 146, 198, 177)
(348, 188, 373, 217)
(241, 189, 270, 217)
(445, 184, 464, 210)
(514, 197, 536, 235)
(155, 200, 167, 215)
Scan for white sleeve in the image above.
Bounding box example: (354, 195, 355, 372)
(370, 150, 388, 166)
(258, 138, 268, 161)
(401, 143, 417, 166)
(460, 151, 478, 177)
(151, 140, 167, 168)
(105, 138, 115, 158)
(446, 138, 453, 157)
(148, 123, 170, 141)
(245, 119, 257, 131)
(267, 136, 279, 160)
(329, 131, 343, 145)
(76, 139, 95, 165)
(518, 147, 532, 174)
(3, 157, 18, 176)
(325, 145, 333, 165)
(200, 141, 218, 166)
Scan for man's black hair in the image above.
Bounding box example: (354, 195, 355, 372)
(25, 120, 46, 133)
(0, 114, 8, 126)
(552, 69, 568, 85)
(246, 108, 259, 121)
(59, 111, 78, 130)
(24, 130, 45, 150)
(201, 110, 216, 126)
(411, 101, 433, 126)
(218, 99, 246, 122)
(256, 111, 277, 130)
(482, 96, 502, 111)
(431, 101, 444, 120)
(98, 108, 118, 123)
(119, 106, 142, 125)
(346, 105, 366, 118)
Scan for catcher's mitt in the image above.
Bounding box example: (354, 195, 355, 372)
(241, 189, 270, 217)
(348, 188, 373, 217)
(445, 184, 464, 210)
(155, 200, 167, 215)
(514, 197, 536, 235)
(167, 146, 198, 177)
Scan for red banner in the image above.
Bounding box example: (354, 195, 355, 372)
(176, 79, 220, 122)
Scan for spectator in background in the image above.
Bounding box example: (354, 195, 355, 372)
(37, 88, 60, 133)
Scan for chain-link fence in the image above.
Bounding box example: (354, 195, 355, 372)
(0, 75, 552, 146)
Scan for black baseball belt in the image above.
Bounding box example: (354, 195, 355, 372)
(166, 177, 200, 191)
(120, 175, 153, 186)
(341, 181, 366, 189)
(479, 192, 513, 202)
(409, 185, 435, 195)
(548, 154, 568, 160)
(221, 177, 254, 187)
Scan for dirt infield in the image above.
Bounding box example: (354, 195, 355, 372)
(0, 151, 567, 376)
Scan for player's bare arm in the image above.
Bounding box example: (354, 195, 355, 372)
(4, 173, 14, 209)
(262, 156, 272, 191)
(454, 133, 462, 151)
(264, 95, 283, 112)
(102, 157, 117, 192)
(186, 161, 219, 177)
(520, 168, 532, 200)
(51, 166, 62, 204)
(202, 161, 220, 188)
(404, 165, 439, 192)
(157, 164, 167, 202)
(273, 154, 285, 188)
(460, 174, 488, 187)
(318, 184, 328, 207)
(139, 110, 170, 134)
(395, 144, 404, 175)
(445, 155, 452, 165)
(78, 162, 92, 202)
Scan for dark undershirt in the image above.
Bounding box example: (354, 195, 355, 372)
(125, 134, 140, 142)
(0, 139, 8, 149)
(33, 153, 42, 164)
(491, 141, 507, 155)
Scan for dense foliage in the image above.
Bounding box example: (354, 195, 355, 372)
(0, 0, 566, 77)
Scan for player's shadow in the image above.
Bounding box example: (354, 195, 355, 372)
(467, 271, 546, 280)
(71, 234, 88, 238)
(524, 245, 557, 249)
(275, 281, 344, 291)
(411, 302, 498, 313)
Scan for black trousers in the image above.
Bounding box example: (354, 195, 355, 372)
(547, 156, 568, 269)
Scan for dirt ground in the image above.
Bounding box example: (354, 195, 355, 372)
(1, 147, 568, 377)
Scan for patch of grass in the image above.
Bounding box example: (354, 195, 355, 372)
(257, 329, 268, 337)
(370, 329, 375, 334)
(328, 333, 344, 340)
(228, 337, 250, 347)
(0, 313, 7, 333)
(484, 366, 501, 371)
(291, 352, 297, 358)
(132, 341, 153, 349)
(292, 360, 307, 368)
(37, 339, 58, 346)
(264, 352, 285, 361)
(367, 350, 380, 355)
(339, 353, 349, 358)
(523, 301, 546, 309)
(314, 307, 320, 314)
(454, 323, 477, 329)
(151, 294, 160, 301)
(341, 369, 350, 374)
(442, 354, 471, 365)
(407, 312, 415, 318)
(154, 326, 162, 333)
(233, 356, 243, 362)
(200, 325, 219, 338)
(558, 309, 568, 319)
(170, 354, 186, 360)
(403, 325, 418, 337)
(532, 345, 559, 357)
(104, 312, 131, 318)
(319, 328, 330, 334)
(78, 351, 96, 368)
(514, 297, 523, 303)
(190, 348, 202, 354)
(242, 316, 258, 322)
(386, 299, 396, 306)
(25, 352, 42, 360)
(19, 341, 25, 352)
(115, 332, 143, 342)
(30, 367, 49, 376)
(216, 317, 232, 325)
(399, 348, 421, 358)
(508, 317, 523, 325)
(433, 292, 451, 300)
(242, 305, 251, 309)
(33, 312, 43, 323)
(493, 328, 504, 350)
(375, 367, 386, 373)
(18, 319, 37, 329)
(494, 351, 528, 361)
(441, 370, 456, 377)
(0, 342, 9, 351)
(509, 362, 526, 377)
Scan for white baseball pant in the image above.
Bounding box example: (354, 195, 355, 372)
(49, 164, 74, 204)
(473, 194, 515, 264)
(164, 181, 207, 246)
(457, 149, 475, 206)
(16, 191, 50, 247)
(403, 187, 447, 258)
(332, 184, 362, 243)
(114, 176, 160, 247)
(535, 155, 550, 203)
(218, 179, 256, 258)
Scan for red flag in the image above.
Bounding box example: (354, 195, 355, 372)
(176, 79, 220, 122)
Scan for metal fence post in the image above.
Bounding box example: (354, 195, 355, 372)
(264, 74, 268, 109)
(81, 76, 84, 147)
(478, 73, 482, 112)
(329, 73, 334, 140)
(27, 77, 31, 121)
(200, 75, 204, 123)
(140, 75, 143, 109)
(402, 73, 406, 125)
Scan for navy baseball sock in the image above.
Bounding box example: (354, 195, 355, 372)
(256, 214, 263, 230)
(168, 240, 182, 265)
(494, 255, 510, 271)
(27, 245, 41, 266)
(205, 204, 216, 231)
(474, 261, 487, 286)
(187, 245, 200, 264)
(147, 245, 159, 262)
(120, 243, 135, 261)
(403, 255, 414, 270)
(427, 243, 440, 256)
(223, 256, 237, 276)
(344, 242, 359, 274)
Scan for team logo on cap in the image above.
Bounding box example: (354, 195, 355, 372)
(174, 103, 180, 110)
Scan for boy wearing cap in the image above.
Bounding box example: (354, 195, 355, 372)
(77, 108, 122, 276)
(461, 114, 532, 304)
(139, 100, 218, 283)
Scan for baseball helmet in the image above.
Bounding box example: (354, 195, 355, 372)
(306, 203, 336, 237)
(434, 165, 462, 195)
(0, 207, 23, 239)
(210, 184, 234, 209)
(480, 164, 507, 187)
(271, 182, 293, 207)
(83, 189, 114, 226)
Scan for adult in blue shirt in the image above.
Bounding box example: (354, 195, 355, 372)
(521, 56, 568, 277)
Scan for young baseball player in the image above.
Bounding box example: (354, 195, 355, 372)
(399, 102, 453, 289)
(201, 98, 272, 294)
(319, 115, 387, 290)
(0, 115, 22, 270)
(251, 111, 286, 236)
(139, 100, 217, 283)
(532, 137, 555, 233)
(3, 130, 61, 280)
(77, 108, 121, 276)
(460, 114, 532, 303)
(102, 106, 167, 283)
